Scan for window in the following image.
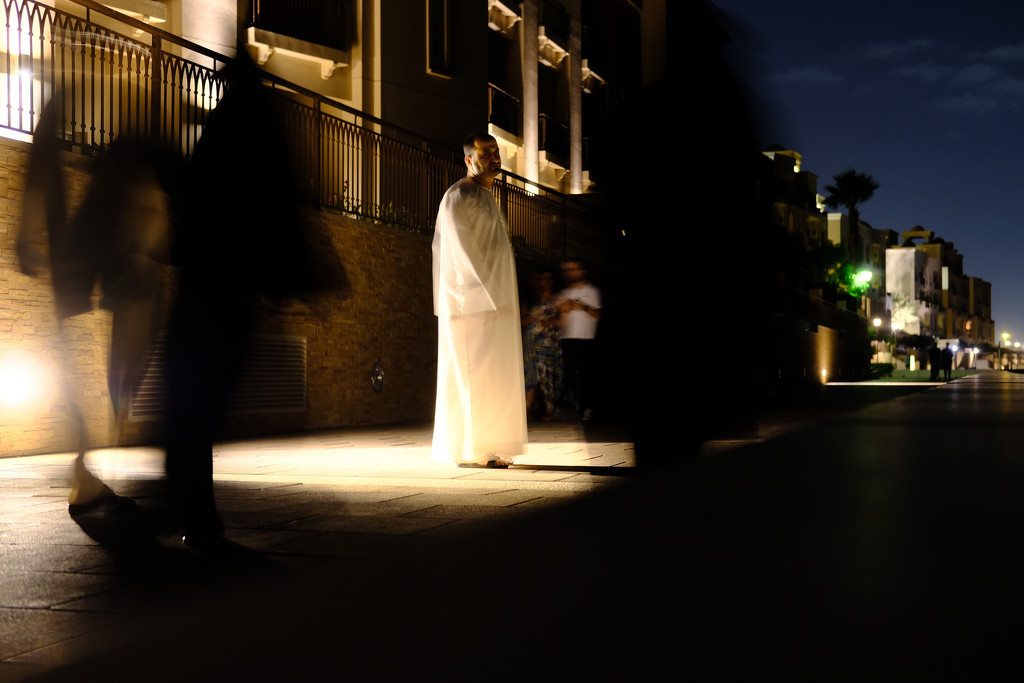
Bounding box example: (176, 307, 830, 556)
(427, 0, 451, 76)
(250, 0, 347, 52)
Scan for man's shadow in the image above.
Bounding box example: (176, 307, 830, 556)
(69, 479, 284, 584)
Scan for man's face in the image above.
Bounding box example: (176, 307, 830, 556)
(562, 262, 585, 283)
(466, 138, 502, 180)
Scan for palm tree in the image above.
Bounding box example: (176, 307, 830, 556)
(823, 169, 880, 253)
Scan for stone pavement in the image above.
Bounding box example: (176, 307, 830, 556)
(1, 420, 636, 682)
(6, 373, 1024, 680)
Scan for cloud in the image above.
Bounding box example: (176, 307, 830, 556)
(935, 92, 999, 114)
(896, 61, 951, 83)
(986, 44, 1024, 61)
(863, 39, 934, 62)
(896, 55, 1024, 115)
(951, 63, 1001, 85)
(992, 76, 1024, 96)
(770, 66, 842, 85)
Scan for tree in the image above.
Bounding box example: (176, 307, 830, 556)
(823, 168, 880, 235)
(808, 242, 872, 297)
(824, 169, 879, 262)
(889, 291, 917, 331)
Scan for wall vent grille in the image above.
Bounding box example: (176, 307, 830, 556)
(128, 333, 307, 421)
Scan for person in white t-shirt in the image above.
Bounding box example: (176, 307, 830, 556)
(557, 259, 601, 421)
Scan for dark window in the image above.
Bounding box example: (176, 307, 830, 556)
(539, 0, 568, 46)
(249, 0, 347, 52)
(427, 0, 451, 76)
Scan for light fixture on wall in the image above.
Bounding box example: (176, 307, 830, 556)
(371, 362, 384, 393)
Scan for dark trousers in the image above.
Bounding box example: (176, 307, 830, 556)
(560, 338, 597, 414)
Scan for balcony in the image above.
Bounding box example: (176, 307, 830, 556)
(539, 114, 569, 167)
(246, 0, 349, 79)
(488, 84, 519, 138)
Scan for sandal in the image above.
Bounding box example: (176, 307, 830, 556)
(485, 454, 514, 468)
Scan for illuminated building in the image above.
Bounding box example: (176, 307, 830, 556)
(886, 228, 993, 346)
(0, 0, 656, 455)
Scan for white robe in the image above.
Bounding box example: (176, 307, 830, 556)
(431, 178, 528, 464)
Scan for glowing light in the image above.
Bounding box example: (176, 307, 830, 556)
(0, 355, 58, 411)
(0, 361, 35, 406)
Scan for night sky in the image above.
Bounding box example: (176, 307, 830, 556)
(708, 0, 1024, 340)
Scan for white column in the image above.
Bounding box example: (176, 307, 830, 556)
(520, 0, 538, 185)
(568, 0, 582, 194)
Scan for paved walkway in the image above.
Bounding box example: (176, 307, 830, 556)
(0, 421, 636, 682)
(5, 373, 1024, 680)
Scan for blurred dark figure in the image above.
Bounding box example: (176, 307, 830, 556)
(19, 100, 183, 511)
(19, 50, 339, 547)
(622, 2, 765, 465)
(941, 343, 954, 382)
(163, 50, 331, 546)
(929, 344, 941, 381)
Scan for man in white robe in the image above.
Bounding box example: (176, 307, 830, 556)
(431, 132, 528, 467)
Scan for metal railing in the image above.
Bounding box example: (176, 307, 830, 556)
(2, 0, 606, 266)
(0, 0, 230, 152)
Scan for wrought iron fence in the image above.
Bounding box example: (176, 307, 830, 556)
(2, 0, 605, 266)
(0, 0, 229, 152)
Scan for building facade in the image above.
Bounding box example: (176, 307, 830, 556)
(235, 0, 646, 195)
(0, 0, 658, 455)
(885, 228, 993, 346)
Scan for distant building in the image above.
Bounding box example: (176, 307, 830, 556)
(827, 212, 898, 328)
(885, 228, 993, 345)
(758, 147, 873, 383)
(886, 245, 940, 336)
(967, 276, 995, 346)
(762, 148, 826, 251)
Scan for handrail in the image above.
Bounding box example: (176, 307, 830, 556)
(68, 0, 227, 64)
(59, 0, 460, 159)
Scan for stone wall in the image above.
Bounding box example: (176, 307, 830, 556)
(0, 137, 438, 457)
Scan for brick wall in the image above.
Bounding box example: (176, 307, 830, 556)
(0, 137, 438, 457)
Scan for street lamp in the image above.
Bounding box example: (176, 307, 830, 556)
(871, 318, 882, 363)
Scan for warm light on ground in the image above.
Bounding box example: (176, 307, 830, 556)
(17, 424, 635, 491)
